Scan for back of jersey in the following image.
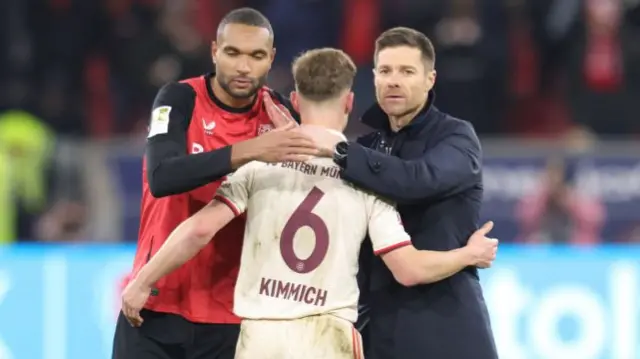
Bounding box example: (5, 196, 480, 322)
(233, 157, 369, 322)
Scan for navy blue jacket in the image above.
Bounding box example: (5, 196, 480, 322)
(345, 93, 498, 359)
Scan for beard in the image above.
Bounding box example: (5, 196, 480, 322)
(381, 103, 422, 118)
(216, 73, 268, 99)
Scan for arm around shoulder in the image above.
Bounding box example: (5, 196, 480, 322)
(366, 194, 491, 286)
(136, 161, 258, 286)
(135, 199, 237, 288)
(380, 245, 474, 286)
(341, 121, 481, 204)
(145, 82, 236, 197)
(380, 221, 498, 286)
(367, 195, 472, 286)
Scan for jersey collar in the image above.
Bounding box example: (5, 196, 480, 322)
(204, 73, 261, 116)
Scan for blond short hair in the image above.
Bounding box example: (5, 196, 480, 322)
(292, 48, 357, 102)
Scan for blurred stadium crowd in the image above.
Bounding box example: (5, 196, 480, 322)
(1, 0, 640, 245)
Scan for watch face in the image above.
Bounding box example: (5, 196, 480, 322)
(336, 141, 348, 154)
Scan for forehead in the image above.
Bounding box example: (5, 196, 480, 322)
(218, 23, 272, 51)
(376, 46, 423, 67)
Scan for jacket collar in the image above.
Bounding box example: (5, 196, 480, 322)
(361, 90, 437, 134)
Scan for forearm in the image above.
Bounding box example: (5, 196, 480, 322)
(230, 138, 260, 169)
(339, 144, 429, 204)
(341, 128, 481, 204)
(147, 144, 234, 197)
(135, 220, 211, 287)
(413, 248, 473, 284)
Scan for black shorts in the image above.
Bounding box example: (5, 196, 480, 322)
(112, 309, 240, 359)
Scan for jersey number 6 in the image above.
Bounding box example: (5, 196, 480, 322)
(280, 187, 329, 274)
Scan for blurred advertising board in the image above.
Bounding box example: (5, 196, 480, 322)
(103, 141, 640, 243)
(0, 244, 638, 359)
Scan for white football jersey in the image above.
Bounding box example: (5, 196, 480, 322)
(215, 140, 411, 323)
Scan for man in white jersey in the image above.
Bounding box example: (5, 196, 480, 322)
(122, 48, 498, 359)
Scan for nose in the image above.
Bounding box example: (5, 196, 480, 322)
(236, 58, 251, 75)
(385, 80, 400, 89)
(384, 72, 402, 88)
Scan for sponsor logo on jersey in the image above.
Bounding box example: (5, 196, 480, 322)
(203, 119, 216, 135)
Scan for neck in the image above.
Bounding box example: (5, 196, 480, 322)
(389, 95, 429, 132)
(296, 105, 347, 151)
(210, 76, 254, 108)
(296, 124, 346, 151)
(299, 106, 345, 133)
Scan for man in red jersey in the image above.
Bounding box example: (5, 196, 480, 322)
(112, 8, 316, 359)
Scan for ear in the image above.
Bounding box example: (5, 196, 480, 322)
(345, 92, 355, 115)
(290, 91, 300, 113)
(270, 47, 277, 63)
(428, 70, 437, 86)
(211, 41, 218, 64)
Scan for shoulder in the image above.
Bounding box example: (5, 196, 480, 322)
(233, 161, 268, 177)
(149, 82, 197, 131)
(355, 131, 379, 148)
(360, 187, 397, 217)
(153, 82, 196, 109)
(245, 160, 269, 171)
(430, 108, 479, 144)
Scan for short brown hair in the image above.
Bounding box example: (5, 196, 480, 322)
(292, 48, 357, 102)
(375, 27, 435, 65)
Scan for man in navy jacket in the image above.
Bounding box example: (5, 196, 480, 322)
(332, 27, 498, 359)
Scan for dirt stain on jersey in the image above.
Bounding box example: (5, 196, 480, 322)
(310, 316, 353, 357)
(238, 325, 249, 351)
(251, 239, 262, 260)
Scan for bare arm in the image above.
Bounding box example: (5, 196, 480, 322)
(380, 245, 475, 286)
(134, 201, 236, 288)
(121, 163, 253, 327)
(380, 221, 496, 286)
(367, 194, 496, 287)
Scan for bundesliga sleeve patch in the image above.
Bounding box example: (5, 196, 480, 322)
(148, 106, 171, 138)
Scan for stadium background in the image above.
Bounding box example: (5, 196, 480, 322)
(1, 0, 640, 358)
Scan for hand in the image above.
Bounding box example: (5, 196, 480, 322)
(464, 221, 498, 268)
(263, 92, 298, 128)
(239, 127, 320, 163)
(121, 280, 152, 327)
(317, 143, 335, 159)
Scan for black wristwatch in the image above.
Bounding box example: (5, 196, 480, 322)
(334, 141, 349, 168)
